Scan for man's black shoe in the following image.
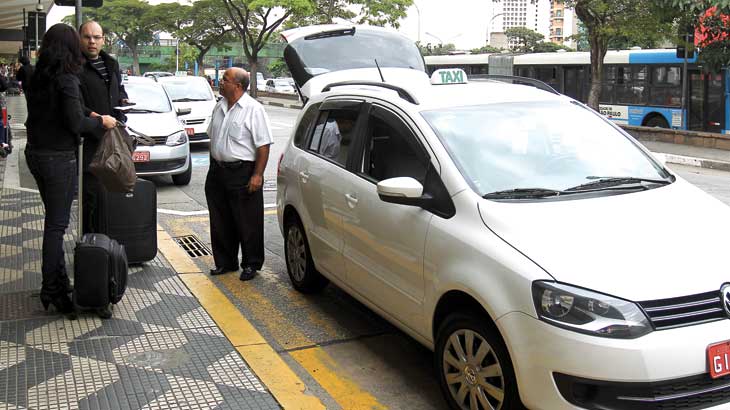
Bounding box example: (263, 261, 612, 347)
(239, 267, 257, 281)
(210, 266, 236, 276)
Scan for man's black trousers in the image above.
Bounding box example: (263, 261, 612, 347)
(204, 160, 264, 271)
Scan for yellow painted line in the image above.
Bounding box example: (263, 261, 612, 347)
(265, 209, 277, 216)
(219, 274, 388, 410)
(291, 348, 388, 410)
(157, 226, 326, 410)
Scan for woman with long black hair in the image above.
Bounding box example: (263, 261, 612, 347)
(25, 23, 116, 317)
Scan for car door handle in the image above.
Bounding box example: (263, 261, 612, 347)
(299, 171, 309, 183)
(345, 193, 358, 208)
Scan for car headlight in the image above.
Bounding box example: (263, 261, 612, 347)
(532, 281, 652, 339)
(166, 130, 187, 146)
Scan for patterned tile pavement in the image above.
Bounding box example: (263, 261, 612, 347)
(0, 97, 281, 410)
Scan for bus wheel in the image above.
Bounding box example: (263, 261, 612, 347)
(644, 115, 669, 128)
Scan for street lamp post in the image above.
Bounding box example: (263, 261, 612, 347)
(425, 31, 443, 45)
(413, 2, 421, 43)
(487, 12, 505, 45)
(35, 0, 42, 52)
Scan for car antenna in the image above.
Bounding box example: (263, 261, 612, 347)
(375, 59, 385, 82)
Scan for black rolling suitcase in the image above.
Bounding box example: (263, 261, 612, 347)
(74, 139, 128, 315)
(95, 179, 157, 264)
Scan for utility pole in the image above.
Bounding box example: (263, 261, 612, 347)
(76, 0, 83, 29)
(35, 1, 43, 52)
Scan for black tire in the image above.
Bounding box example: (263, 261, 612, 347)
(284, 215, 329, 293)
(644, 115, 670, 129)
(435, 313, 524, 410)
(172, 153, 192, 186)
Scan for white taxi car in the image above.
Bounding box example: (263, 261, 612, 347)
(276, 25, 730, 410)
(157, 76, 217, 144)
(122, 76, 191, 185)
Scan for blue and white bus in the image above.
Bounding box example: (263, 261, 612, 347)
(424, 49, 729, 134)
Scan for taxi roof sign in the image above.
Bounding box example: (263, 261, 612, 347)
(430, 68, 468, 85)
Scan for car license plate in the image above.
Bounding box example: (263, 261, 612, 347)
(132, 151, 150, 162)
(185, 127, 195, 136)
(708, 340, 730, 378)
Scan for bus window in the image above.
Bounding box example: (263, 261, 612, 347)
(535, 66, 559, 90)
(600, 66, 616, 104)
(632, 66, 648, 105)
(650, 66, 681, 107)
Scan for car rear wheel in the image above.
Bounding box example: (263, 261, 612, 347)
(284, 215, 328, 293)
(436, 313, 524, 410)
(172, 153, 192, 186)
(644, 115, 669, 128)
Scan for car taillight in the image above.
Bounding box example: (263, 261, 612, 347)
(277, 153, 284, 175)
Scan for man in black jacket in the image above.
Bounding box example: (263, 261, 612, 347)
(15, 56, 33, 94)
(77, 20, 128, 235)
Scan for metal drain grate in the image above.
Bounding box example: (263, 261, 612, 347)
(174, 235, 212, 258)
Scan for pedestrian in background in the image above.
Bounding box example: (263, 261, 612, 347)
(205, 67, 273, 281)
(24, 23, 116, 317)
(76, 20, 128, 235)
(15, 55, 33, 94)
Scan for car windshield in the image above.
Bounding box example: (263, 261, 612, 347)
(421, 101, 669, 197)
(124, 83, 172, 112)
(162, 80, 213, 101)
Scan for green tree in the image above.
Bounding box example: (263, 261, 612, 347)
(285, 0, 412, 28)
(416, 41, 456, 56)
(267, 58, 289, 77)
(149, 0, 235, 70)
(66, 0, 156, 75)
(566, 0, 675, 109)
(470, 45, 503, 54)
(505, 27, 545, 52)
(221, 0, 314, 97)
(659, 0, 730, 72)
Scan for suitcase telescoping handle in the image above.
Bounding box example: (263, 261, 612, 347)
(77, 137, 84, 238)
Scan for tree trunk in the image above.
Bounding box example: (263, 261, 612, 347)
(587, 34, 607, 110)
(248, 57, 258, 98)
(132, 47, 141, 76)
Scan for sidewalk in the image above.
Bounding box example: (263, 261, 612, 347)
(0, 96, 281, 409)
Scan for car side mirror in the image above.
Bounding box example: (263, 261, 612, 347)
(176, 107, 192, 116)
(377, 177, 432, 207)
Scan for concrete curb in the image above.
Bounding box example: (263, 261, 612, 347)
(257, 99, 302, 110)
(657, 152, 730, 172)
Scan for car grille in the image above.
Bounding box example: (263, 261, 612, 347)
(555, 372, 730, 410)
(638, 290, 726, 330)
(134, 158, 186, 173)
(185, 118, 205, 125)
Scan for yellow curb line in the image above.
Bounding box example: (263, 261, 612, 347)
(156, 225, 326, 410)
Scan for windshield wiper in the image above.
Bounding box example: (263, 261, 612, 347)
(565, 176, 671, 192)
(483, 187, 565, 199)
(172, 98, 208, 102)
(126, 108, 166, 113)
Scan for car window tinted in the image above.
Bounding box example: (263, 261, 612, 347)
(362, 106, 428, 182)
(294, 103, 321, 148)
(162, 79, 213, 101)
(125, 83, 172, 112)
(310, 108, 359, 167)
(422, 101, 668, 196)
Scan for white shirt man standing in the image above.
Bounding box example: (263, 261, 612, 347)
(205, 67, 273, 281)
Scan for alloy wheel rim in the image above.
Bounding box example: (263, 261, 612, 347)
(286, 226, 306, 282)
(442, 329, 505, 410)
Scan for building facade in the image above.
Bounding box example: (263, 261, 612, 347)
(489, 0, 551, 49)
(549, 0, 578, 48)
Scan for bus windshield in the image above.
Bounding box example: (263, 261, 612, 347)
(422, 101, 669, 197)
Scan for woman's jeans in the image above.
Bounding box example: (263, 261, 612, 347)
(25, 149, 76, 296)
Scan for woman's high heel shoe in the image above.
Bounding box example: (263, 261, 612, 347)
(40, 293, 77, 320)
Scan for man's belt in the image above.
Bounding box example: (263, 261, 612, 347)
(212, 158, 253, 169)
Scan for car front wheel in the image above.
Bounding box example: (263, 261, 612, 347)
(435, 313, 523, 410)
(172, 154, 192, 186)
(284, 215, 328, 293)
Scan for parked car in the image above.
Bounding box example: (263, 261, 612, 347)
(157, 76, 216, 144)
(277, 24, 730, 410)
(265, 78, 296, 94)
(121, 77, 191, 185)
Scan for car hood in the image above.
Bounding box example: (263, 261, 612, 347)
(124, 111, 182, 137)
(171, 100, 215, 119)
(478, 179, 730, 302)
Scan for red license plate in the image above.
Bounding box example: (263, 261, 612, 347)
(132, 151, 150, 162)
(708, 340, 730, 378)
(185, 127, 195, 136)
